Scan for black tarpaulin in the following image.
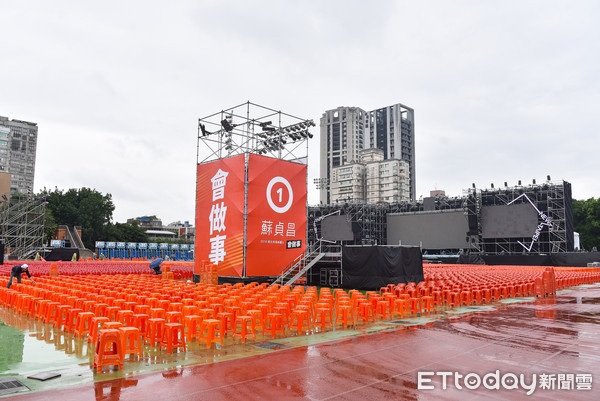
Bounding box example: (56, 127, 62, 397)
(45, 248, 79, 261)
(342, 246, 423, 290)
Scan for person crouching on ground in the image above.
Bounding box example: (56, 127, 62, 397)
(6, 263, 36, 288)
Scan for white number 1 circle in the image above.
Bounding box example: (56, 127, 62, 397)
(266, 177, 293, 213)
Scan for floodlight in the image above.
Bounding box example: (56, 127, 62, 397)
(200, 123, 211, 136)
(221, 119, 234, 132)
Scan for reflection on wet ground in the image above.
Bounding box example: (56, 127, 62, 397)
(2, 285, 600, 400)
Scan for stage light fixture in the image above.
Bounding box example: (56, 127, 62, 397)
(490, 183, 494, 188)
(533, 179, 536, 184)
(518, 180, 522, 185)
(504, 182, 507, 187)
(199, 123, 211, 136)
(221, 119, 234, 132)
(547, 175, 551, 181)
(472, 183, 476, 188)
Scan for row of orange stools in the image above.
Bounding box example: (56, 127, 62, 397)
(3, 265, 599, 370)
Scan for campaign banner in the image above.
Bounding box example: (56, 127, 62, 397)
(245, 154, 307, 276)
(194, 154, 246, 277)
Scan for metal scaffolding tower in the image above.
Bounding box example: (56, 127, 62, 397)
(197, 101, 314, 164)
(0, 194, 47, 260)
(308, 180, 572, 255)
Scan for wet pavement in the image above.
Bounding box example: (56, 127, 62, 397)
(2, 285, 600, 400)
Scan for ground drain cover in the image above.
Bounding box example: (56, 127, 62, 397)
(0, 378, 29, 396)
(253, 342, 290, 350)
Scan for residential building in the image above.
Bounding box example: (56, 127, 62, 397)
(330, 148, 410, 204)
(0, 116, 38, 194)
(319, 103, 414, 204)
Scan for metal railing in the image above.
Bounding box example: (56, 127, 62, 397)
(272, 242, 323, 286)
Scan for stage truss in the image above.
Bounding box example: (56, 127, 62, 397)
(308, 180, 572, 255)
(197, 101, 315, 164)
(467, 181, 573, 254)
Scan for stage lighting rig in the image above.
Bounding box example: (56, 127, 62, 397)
(199, 123, 212, 136)
(198, 101, 314, 163)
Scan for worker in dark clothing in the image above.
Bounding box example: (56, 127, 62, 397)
(6, 263, 36, 288)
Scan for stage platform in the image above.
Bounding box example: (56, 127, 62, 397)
(1, 284, 599, 400)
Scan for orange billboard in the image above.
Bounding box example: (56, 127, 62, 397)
(194, 154, 246, 277)
(245, 154, 307, 277)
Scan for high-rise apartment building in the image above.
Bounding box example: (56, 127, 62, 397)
(319, 103, 414, 204)
(0, 116, 38, 194)
(330, 148, 410, 205)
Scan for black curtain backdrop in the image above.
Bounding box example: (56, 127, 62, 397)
(342, 246, 423, 290)
(46, 248, 79, 262)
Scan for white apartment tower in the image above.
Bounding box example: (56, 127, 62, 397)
(0, 116, 38, 194)
(319, 103, 415, 204)
(330, 148, 410, 204)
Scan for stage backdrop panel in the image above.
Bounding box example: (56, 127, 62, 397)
(195, 154, 246, 277)
(481, 203, 538, 239)
(342, 246, 423, 290)
(321, 215, 354, 242)
(245, 154, 307, 276)
(387, 211, 469, 250)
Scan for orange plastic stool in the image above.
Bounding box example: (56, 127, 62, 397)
(198, 319, 223, 349)
(356, 300, 374, 323)
(421, 296, 434, 314)
(104, 306, 121, 321)
(132, 313, 150, 333)
(54, 304, 71, 330)
(165, 311, 183, 324)
(44, 301, 60, 324)
(134, 304, 150, 315)
(88, 317, 110, 344)
(407, 297, 422, 316)
(116, 310, 134, 326)
(314, 307, 333, 332)
(93, 303, 109, 318)
(94, 329, 124, 372)
(160, 323, 186, 354)
(247, 309, 264, 334)
(74, 311, 95, 338)
(336, 305, 355, 328)
(392, 299, 408, 318)
(149, 307, 166, 319)
(233, 315, 256, 343)
(375, 300, 390, 320)
(216, 312, 235, 338)
(183, 315, 203, 342)
(35, 299, 51, 321)
(119, 326, 143, 358)
(264, 312, 285, 338)
(289, 310, 311, 335)
(145, 318, 165, 347)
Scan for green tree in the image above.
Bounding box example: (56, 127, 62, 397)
(43, 187, 115, 249)
(573, 198, 600, 251)
(105, 222, 149, 243)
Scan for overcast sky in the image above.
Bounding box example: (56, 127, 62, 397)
(1, 1, 598, 224)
